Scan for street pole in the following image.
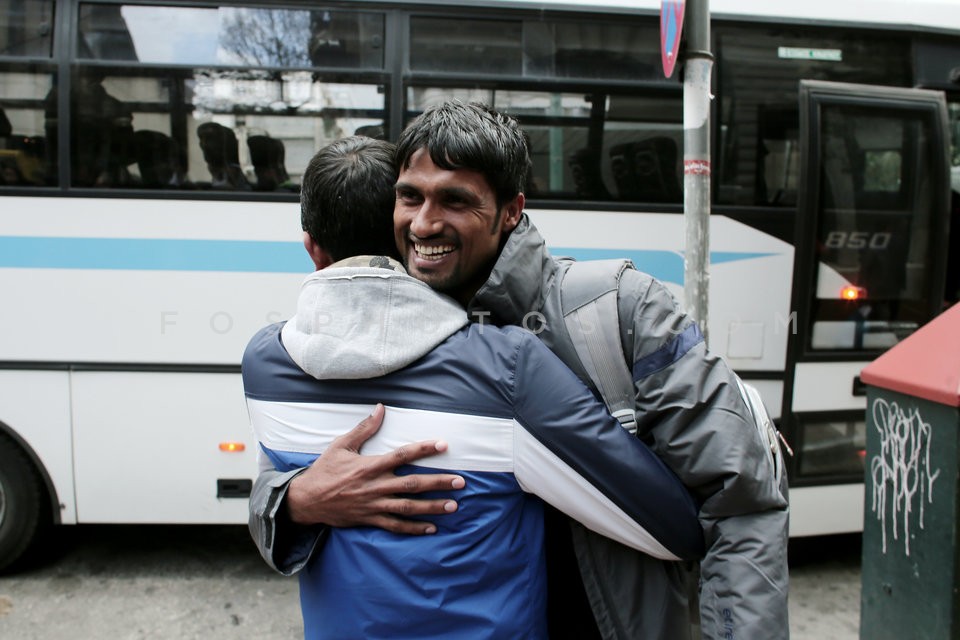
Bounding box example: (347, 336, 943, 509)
(682, 0, 712, 343)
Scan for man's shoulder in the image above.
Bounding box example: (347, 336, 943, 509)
(241, 321, 288, 376)
(437, 323, 550, 370)
(448, 322, 531, 351)
(244, 321, 286, 353)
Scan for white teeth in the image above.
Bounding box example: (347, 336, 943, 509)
(414, 243, 455, 260)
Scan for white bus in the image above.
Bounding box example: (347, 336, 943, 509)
(1, 0, 958, 570)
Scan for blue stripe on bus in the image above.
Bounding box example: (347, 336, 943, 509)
(553, 247, 776, 285)
(0, 236, 312, 273)
(0, 236, 775, 281)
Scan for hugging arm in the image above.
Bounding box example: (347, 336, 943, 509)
(248, 405, 466, 574)
(512, 334, 704, 562)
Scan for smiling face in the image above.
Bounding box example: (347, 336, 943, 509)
(394, 148, 523, 306)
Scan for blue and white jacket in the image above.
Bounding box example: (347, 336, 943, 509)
(243, 262, 703, 640)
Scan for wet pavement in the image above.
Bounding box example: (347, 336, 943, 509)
(0, 525, 862, 639)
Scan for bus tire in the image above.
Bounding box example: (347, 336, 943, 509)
(0, 432, 48, 574)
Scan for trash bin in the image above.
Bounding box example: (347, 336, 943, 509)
(859, 302, 960, 640)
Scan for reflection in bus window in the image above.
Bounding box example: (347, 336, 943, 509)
(197, 122, 251, 190)
(609, 137, 682, 203)
(410, 16, 661, 81)
(0, 71, 54, 186)
(134, 130, 188, 189)
(947, 101, 960, 305)
(0, 0, 54, 57)
(248, 135, 297, 192)
(48, 73, 137, 187)
(410, 17, 523, 74)
(78, 4, 137, 60)
(62, 68, 385, 192)
(718, 27, 910, 207)
(78, 4, 384, 69)
(525, 21, 661, 80)
(810, 108, 937, 351)
(407, 89, 682, 203)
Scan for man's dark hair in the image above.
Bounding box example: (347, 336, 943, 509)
(395, 101, 532, 208)
(300, 136, 400, 262)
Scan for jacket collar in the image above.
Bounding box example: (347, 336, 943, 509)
(467, 213, 559, 325)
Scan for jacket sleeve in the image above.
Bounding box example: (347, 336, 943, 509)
(510, 332, 704, 562)
(617, 269, 790, 639)
(248, 465, 328, 575)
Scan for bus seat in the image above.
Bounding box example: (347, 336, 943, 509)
(134, 130, 187, 189)
(247, 135, 296, 192)
(568, 148, 610, 199)
(609, 137, 682, 203)
(196, 122, 251, 191)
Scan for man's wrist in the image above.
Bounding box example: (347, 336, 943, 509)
(284, 474, 314, 525)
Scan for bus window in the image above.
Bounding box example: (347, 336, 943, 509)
(406, 89, 682, 202)
(797, 418, 866, 478)
(717, 26, 910, 207)
(405, 12, 678, 204)
(0, 0, 55, 187)
(409, 15, 661, 82)
(65, 4, 388, 191)
(63, 68, 385, 191)
(524, 21, 661, 81)
(410, 17, 523, 75)
(0, 0, 54, 57)
(78, 4, 384, 69)
(947, 99, 960, 305)
(0, 71, 53, 186)
(809, 106, 939, 351)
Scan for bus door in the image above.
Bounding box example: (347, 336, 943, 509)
(784, 80, 951, 535)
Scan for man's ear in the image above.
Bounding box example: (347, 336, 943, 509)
(500, 193, 524, 234)
(302, 231, 333, 270)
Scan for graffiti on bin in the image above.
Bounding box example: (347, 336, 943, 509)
(869, 398, 941, 556)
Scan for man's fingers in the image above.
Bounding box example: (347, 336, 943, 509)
(386, 438, 449, 466)
(381, 496, 459, 517)
(368, 515, 439, 536)
(374, 470, 465, 495)
(333, 403, 385, 452)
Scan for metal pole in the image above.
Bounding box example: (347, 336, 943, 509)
(682, 0, 712, 343)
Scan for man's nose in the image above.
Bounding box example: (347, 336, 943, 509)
(408, 199, 444, 237)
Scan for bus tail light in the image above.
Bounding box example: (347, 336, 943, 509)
(841, 285, 866, 301)
(218, 442, 246, 452)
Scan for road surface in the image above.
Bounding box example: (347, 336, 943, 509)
(0, 525, 862, 639)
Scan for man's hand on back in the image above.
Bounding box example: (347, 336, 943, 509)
(285, 403, 465, 535)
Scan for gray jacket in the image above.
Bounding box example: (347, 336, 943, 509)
(464, 214, 789, 640)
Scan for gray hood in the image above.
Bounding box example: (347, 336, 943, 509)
(281, 257, 468, 379)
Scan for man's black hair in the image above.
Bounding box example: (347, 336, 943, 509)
(395, 101, 532, 209)
(300, 136, 400, 262)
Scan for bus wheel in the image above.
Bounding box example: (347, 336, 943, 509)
(0, 432, 48, 574)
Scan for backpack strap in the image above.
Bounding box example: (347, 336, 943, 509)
(560, 259, 638, 435)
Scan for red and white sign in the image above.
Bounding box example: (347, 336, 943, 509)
(660, 0, 686, 78)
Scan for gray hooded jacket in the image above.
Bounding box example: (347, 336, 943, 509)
(465, 214, 790, 640)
